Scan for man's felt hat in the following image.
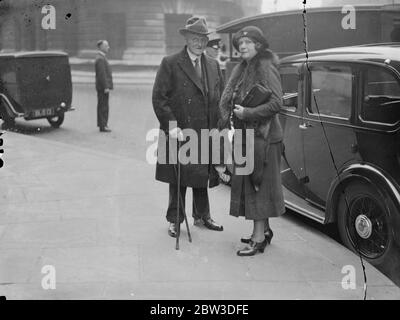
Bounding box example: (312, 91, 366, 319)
(179, 16, 211, 36)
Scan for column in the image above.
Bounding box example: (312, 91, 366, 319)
(122, 0, 166, 65)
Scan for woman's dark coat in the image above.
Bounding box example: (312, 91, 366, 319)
(219, 49, 286, 219)
(152, 47, 224, 188)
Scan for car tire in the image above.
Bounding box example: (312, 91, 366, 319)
(47, 113, 64, 128)
(337, 181, 397, 267)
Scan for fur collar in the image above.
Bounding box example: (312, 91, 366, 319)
(219, 49, 279, 128)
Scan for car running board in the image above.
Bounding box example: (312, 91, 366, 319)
(283, 186, 325, 224)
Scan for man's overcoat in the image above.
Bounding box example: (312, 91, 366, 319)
(152, 47, 224, 188)
(95, 53, 113, 92)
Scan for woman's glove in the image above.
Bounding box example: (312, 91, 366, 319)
(233, 104, 246, 120)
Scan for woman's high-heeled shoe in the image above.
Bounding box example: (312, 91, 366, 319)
(237, 238, 268, 256)
(264, 229, 273, 245)
(241, 228, 273, 244)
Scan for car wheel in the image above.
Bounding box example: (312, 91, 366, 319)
(47, 113, 64, 128)
(337, 182, 396, 266)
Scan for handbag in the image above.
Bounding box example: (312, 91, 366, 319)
(241, 83, 272, 108)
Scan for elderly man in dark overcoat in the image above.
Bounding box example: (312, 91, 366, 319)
(152, 16, 225, 237)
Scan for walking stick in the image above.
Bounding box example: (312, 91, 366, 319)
(174, 140, 192, 250)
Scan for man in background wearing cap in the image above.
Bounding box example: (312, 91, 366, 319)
(205, 38, 221, 59)
(206, 38, 229, 81)
(95, 40, 113, 132)
(152, 16, 225, 238)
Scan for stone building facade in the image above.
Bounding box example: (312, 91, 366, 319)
(0, 0, 262, 64)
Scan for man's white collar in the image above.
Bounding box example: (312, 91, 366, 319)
(186, 47, 201, 61)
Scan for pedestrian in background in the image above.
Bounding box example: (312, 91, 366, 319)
(95, 40, 113, 132)
(218, 26, 285, 256)
(152, 16, 225, 238)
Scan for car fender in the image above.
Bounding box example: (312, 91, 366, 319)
(325, 163, 400, 246)
(0, 93, 24, 118)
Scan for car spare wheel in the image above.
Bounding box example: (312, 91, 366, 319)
(47, 113, 64, 128)
(337, 181, 396, 266)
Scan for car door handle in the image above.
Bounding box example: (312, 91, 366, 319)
(299, 122, 313, 129)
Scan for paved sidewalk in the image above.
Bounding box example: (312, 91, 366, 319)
(0, 131, 400, 299)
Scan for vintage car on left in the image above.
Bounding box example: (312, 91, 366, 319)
(0, 51, 74, 129)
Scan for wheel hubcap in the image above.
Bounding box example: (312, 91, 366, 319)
(355, 214, 372, 239)
(346, 194, 390, 259)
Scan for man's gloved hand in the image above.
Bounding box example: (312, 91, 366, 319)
(169, 127, 184, 141)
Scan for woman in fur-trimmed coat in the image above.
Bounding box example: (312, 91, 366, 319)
(218, 26, 286, 256)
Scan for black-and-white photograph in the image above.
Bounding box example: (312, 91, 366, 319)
(0, 0, 400, 303)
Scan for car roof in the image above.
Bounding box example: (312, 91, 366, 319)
(0, 51, 68, 58)
(280, 44, 400, 64)
(216, 5, 398, 33)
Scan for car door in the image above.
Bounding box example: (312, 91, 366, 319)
(280, 63, 307, 198)
(301, 62, 360, 207)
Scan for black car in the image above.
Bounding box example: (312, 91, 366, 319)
(0, 51, 74, 128)
(280, 44, 400, 267)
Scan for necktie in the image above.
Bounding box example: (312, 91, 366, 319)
(194, 58, 202, 80)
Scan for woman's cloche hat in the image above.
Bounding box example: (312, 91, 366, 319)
(232, 26, 269, 51)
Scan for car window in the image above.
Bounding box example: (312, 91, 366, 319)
(280, 66, 299, 112)
(361, 66, 400, 125)
(309, 65, 353, 119)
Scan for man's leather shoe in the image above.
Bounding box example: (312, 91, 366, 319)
(100, 127, 112, 132)
(203, 218, 223, 231)
(168, 223, 177, 238)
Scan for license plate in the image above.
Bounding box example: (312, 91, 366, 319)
(33, 108, 55, 117)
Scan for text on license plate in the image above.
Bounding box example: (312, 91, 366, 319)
(34, 108, 55, 117)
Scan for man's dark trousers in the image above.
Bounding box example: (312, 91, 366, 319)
(97, 91, 109, 129)
(167, 184, 210, 224)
